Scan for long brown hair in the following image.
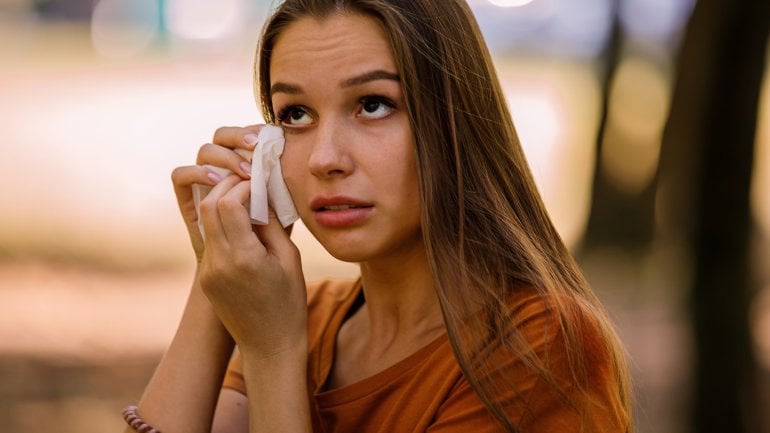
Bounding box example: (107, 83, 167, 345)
(256, 0, 633, 431)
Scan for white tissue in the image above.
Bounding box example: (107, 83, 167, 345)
(193, 125, 298, 236)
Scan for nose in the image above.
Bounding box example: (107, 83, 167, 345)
(308, 117, 354, 179)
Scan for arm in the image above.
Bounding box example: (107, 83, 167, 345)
(195, 125, 311, 433)
(122, 126, 266, 433)
(196, 173, 312, 433)
(241, 340, 311, 433)
(124, 269, 236, 433)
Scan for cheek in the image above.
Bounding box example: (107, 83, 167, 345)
(394, 137, 419, 189)
(401, 147, 422, 209)
(401, 166, 421, 208)
(280, 146, 305, 196)
(380, 145, 420, 207)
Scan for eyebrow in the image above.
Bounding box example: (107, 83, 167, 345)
(270, 82, 303, 95)
(341, 70, 400, 88)
(270, 69, 400, 95)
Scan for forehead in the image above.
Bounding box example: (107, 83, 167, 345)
(270, 13, 397, 83)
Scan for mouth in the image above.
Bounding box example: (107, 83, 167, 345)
(310, 197, 374, 227)
(311, 196, 372, 212)
(318, 204, 369, 211)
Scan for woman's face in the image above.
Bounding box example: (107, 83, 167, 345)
(271, 13, 423, 264)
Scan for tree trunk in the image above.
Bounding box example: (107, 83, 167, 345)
(580, 0, 659, 254)
(657, 0, 769, 431)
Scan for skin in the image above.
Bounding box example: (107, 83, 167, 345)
(127, 13, 444, 433)
(272, 13, 445, 388)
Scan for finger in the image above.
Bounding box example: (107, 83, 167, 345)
(171, 165, 220, 217)
(253, 209, 300, 268)
(198, 174, 243, 248)
(218, 180, 264, 250)
(196, 143, 252, 178)
(172, 164, 221, 190)
(212, 125, 266, 151)
(171, 165, 221, 254)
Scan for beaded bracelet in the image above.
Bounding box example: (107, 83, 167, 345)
(122, 405, 162, 433)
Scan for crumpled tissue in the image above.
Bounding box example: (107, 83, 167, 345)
(193, 125, 298, 236)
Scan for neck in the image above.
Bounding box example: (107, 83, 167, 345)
(357, 245, 444, 345)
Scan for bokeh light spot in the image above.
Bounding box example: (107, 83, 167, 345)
(167, 0, 243, 40)
(90, 0, 159, 58)
(602, 56, 670, 194)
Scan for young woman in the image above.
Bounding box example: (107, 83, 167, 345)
(122, 1, 633, 432)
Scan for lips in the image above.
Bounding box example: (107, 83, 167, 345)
(319, 204, 366, 211)
(311, 196, 372, 212)
(310, 196, 373, 228)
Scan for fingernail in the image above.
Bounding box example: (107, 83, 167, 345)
(244, 134, 259, 147)
(239, 161, 252, 176)
(207, 171, 223, 184)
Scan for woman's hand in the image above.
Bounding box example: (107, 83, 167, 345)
(171, 125, 262, 262)
(129, 126, 275, 433)
(197, 173, 309, 431)
(196, 169, 308, 361)
(172, 125, 307, 360)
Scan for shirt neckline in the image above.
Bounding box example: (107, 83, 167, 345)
(313, 280, 450, 406)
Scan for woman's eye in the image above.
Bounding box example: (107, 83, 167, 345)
(279, 107, 313, 126)
(359, 97, 394, 119)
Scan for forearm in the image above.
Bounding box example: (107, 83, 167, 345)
(125, 270, 235, 433)
(241, 341, 312, 433)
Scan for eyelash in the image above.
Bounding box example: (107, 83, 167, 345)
(276, 105, 306, 124)
(275, 95, 397, 125)
(360, 96, 397, 119)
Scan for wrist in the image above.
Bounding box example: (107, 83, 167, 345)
(239, 334, 308, 367)
(176, 272, 234, 351)
(241, 341, 311, 433)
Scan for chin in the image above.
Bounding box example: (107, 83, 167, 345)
(323, 245, 370, 264)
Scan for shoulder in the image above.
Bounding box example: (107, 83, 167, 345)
(506, 287, 631, 432)
(306, 278, 360, 310)
(433, 286, 629, 432)
(302, 278, 362, 328)
(504, 286, 623, 388)
(506, 286, 613, 360)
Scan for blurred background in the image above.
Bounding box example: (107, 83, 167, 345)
(0, 0, 767, 431)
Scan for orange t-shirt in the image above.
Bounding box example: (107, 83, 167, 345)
(222, 279, 628, 432)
